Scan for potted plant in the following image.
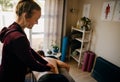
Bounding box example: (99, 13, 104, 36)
(80, 16, 91, 31)
(50, 40, 59, 53)
(47, 49, 52, 55)
(52, 45, 59, 53)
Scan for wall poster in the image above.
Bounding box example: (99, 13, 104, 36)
(82, 4, 91, 18)
(113, 1, 120, 22)
(101, 1, 115, 21)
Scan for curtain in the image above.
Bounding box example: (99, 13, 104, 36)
(44, 0, 64, 52)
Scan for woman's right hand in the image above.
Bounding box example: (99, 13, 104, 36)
(46, 63, 56, 73)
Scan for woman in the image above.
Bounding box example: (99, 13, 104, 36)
(0, 0, 55, 82)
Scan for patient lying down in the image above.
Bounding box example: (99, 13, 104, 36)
(33, 50, 75, 82)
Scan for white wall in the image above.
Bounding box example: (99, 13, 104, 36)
(79, 0, 120, 67)
(66, 0, 120, 67)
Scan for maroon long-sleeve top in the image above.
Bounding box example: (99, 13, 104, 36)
(0, 22, 51, 82)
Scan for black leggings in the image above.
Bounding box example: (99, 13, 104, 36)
(38, 73, 69, 82)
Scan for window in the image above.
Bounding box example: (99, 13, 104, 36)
(29, 0, 45, 50)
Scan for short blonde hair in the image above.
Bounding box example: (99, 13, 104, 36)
(16, 0, 41, 18)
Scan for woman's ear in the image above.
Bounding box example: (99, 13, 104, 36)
(21, 13, 28, 26)
(22, 12, 29, 18)
(21, 13, 27, 19)
(25, 13, 29, 18)
(24, 13, 29, 18)
(25, 13, 32, 18)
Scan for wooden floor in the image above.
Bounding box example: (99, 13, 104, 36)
(65, 58, 97, 82)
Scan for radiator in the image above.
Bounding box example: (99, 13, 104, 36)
(91, 56, 120, 82)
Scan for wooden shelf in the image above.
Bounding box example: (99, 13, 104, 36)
(75, 38, 89, 42)
(69, 26, 92, 68)
(72, 27, 90, 33)
(71, 55, 79, 62)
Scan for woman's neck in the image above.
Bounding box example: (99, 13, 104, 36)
(15, 17, 25, 30)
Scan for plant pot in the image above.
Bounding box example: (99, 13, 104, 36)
(53, 47, 59, 53)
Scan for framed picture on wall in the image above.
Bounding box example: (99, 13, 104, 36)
(113, 1, 120, 22)
(101, 1, 115, 21)
(82, 4, 91, 18)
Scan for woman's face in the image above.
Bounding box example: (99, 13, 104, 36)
(25, 10, 41, 29)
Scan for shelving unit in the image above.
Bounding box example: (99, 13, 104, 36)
(69, 26, 92, 68)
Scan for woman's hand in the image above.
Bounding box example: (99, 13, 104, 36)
(46, 63, 56, 73)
